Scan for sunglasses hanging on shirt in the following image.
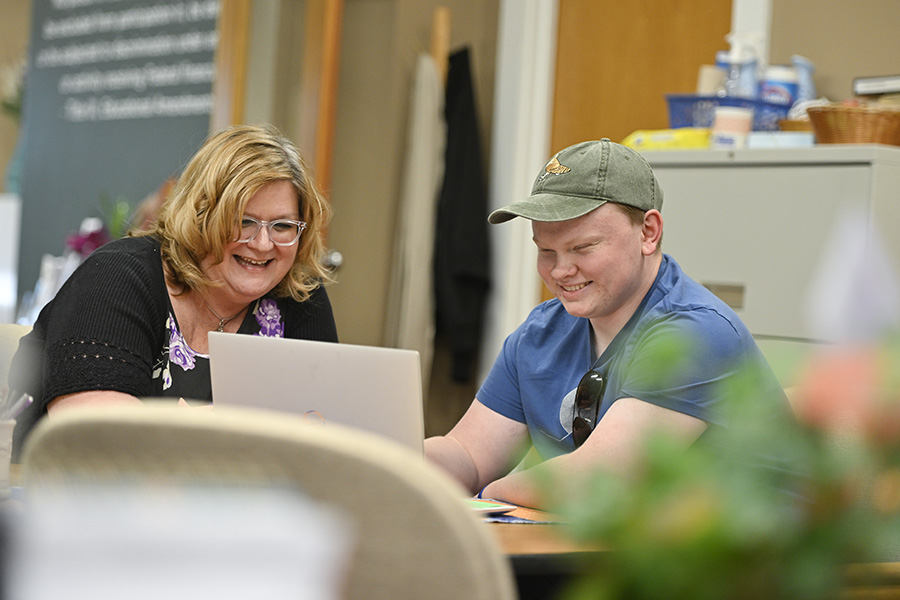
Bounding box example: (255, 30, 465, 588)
(572, 369, 606, 448)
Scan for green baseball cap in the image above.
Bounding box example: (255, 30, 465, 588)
(487, 139, 663, 224)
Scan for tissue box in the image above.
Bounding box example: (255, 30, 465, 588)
(622, 128, 711, 150)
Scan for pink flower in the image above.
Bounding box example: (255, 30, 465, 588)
(65, 228, 111, 258)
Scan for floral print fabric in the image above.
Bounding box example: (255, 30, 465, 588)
(155, 314, 197, 389)
(153, 298, 285, 391)
(255, 299, 284, 337)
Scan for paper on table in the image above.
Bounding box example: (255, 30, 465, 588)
(473, 501, 567, 524)
(466, 497, 516, 515)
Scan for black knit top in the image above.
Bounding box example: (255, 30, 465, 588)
(9, 235, 338, 457)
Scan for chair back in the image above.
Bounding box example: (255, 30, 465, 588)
(20, 404, 517, 600)
(0, 323, 30, 395)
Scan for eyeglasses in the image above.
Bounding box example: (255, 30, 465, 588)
(237, 216, 307, 246)
(572, 369, 606, 448)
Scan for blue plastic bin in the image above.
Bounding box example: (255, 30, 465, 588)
(666, 94, 791, 131)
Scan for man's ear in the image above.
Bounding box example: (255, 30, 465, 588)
(641, 209, 663, 255)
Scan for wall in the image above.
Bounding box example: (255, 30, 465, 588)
(551, 0, 732, 149)
(1, 0, 897, 337)
(0, 0, 31, 192)
(15, 0, 221, 302)
(476, 0, 558, 396)
(327, 0, 499, 347)
(769, 0, 900, 102)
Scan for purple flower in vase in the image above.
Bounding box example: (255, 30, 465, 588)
(255, 299, 284, 337)
(166, 315, 197, 370)
(65, 219, 111, 258)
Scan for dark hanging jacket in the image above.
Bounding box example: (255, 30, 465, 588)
(433, 47, 491, 383)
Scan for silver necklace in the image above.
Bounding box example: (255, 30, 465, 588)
(204, 301, 246, 332)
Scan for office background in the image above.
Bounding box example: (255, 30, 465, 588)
(0, 0, 898, 435)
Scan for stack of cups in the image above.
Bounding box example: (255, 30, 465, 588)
(710, 106, 754, 149)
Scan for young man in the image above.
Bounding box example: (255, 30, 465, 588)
(424, 139, 788, 508)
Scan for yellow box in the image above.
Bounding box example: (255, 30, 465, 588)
(622, 128, 711, 150)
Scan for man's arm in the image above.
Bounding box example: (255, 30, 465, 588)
(425, 399, 531, 495)
(480, 397, 707, 509)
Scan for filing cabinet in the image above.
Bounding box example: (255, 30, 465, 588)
(643, 145, 900, 343)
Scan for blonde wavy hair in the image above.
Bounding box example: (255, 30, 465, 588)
(138, 124, 332, 302)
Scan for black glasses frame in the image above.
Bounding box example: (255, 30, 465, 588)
(572, 369, 606, 448)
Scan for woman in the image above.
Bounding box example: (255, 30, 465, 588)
(10, 124, 338, 456)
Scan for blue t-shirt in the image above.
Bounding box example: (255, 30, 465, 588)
(478, 254, 787, 460)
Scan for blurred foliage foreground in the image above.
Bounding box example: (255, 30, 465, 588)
(547, 337, 900, 600)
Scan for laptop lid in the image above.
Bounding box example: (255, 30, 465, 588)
(208, 333, 425, 453)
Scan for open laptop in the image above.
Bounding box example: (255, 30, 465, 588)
(208, 332, 425, 453)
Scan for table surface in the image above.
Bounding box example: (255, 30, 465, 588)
(485, 505, 604, 558)
(486, 504, 900, 600)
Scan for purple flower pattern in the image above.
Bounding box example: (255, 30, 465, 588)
(153, 301, 283, 391)
(167, 315, 198, 369)
(153, 314, 200, 391)
(254, 299, 284, 337)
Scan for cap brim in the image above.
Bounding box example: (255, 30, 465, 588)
(487, 193, 606, 224)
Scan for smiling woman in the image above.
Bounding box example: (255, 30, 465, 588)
(8, 124, 339, 459)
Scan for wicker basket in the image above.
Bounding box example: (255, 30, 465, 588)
(807, 105, 900, 145)
(778, 119, 813, 132)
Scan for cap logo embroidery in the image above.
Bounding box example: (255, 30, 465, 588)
(538, 156, 571, 182)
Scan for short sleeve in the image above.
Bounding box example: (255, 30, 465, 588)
(615, 307, 751, 424)
(477, 323, 528, 423)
